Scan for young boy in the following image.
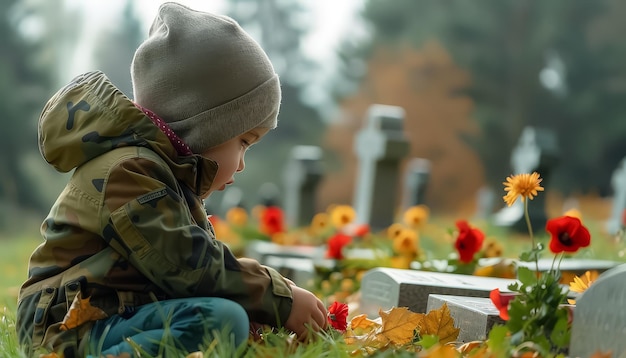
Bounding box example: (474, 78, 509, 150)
(17, 2, 327, 357)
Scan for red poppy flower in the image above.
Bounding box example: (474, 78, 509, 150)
(327, 301, 349, 331)
(489, 288, 516, 321)
(260, 206, 285, 236)
(454, 220, 485, 263)
(546, 216, 591, 254)
(326, 232, 352, 260)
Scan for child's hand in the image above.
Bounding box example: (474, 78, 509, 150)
(284, 285, 327, 340)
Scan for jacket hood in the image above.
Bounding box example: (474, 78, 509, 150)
(38, 71, 217, 195)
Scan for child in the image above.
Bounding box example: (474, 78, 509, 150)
(16, 2, 327, 357)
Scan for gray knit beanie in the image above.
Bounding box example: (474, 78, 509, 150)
(131, 2, 281, 153)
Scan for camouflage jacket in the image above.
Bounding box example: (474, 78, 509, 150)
(17, 71, 293, 356)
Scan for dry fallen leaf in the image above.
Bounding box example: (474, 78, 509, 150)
(350, 313, 379, 334)
(378, 306, 424, 345)
(419, 303, 460, 345)
(59, 292, 107, 331)
(590, 350, 613, 358)
(418, 343, 459, 358)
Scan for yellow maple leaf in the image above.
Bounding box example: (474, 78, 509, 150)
(350, 313, 380, 335)
(59, 292, 107, 331)
(419, 304, 460, 345)
(418, 343, 460, 358)
(377, 306, 424, 345)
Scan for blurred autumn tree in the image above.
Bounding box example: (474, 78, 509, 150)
(321, 0, 626, 217)
(319, 43, 483, 213)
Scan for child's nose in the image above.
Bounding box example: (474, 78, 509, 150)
(237, 155, 245, 172)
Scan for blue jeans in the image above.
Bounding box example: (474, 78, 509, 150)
(86, 297, 249, 357)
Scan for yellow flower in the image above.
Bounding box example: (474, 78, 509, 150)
(563, 208, 583, 220)
(330, 205, 356, 228)
(390, 255, 413, 269)
(225, 207, 248, 226)
(502, 172, 544, 207)
(483, 238, 504, 258)
(392, 229, 420, 256)
(402, 205, 430, 228)
(309, 212, 330, 235)
(569, 270, 598, 293)
(386, 223, 406, 240)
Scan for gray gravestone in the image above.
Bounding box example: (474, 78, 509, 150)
(359, 267, 518, 317)
(474, 186, 497, 220)
(401, 158, 431, 210)
(257, 182, 281, 207)
(218, 186, 245, 216)
(282, 145, 324, 228)
(245, 240, 326, 287)
(427, 294, 504, 342)
(606, 158, 626, 235)
(353, 104, 410, 230)
(492, 126, 559, 233)
(570, 264, 626, 357)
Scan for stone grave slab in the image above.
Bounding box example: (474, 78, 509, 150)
(359, 267, 518, 317)
(245, 241, 325, 287)
(427, 294, 504, 343)
(570, 263, 626, 357)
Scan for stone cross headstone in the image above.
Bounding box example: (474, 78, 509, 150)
(492, 126, 559, 233)
(606, 157, 626, 236)
(570, 264, 626, 357)
(359, 267, 518, 317)
(401, 158, 431, 210)
(427, 294, 504, 343)
(282, 145, 324, 228)
(353, 104, 410, 230)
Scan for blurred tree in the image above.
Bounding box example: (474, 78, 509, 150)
(91, 0, 144, 97)
(319, 42, 484, 213)
(0, 0, 57, 215)
(330, 0, 626, 205)
(220, 0, 326, 210)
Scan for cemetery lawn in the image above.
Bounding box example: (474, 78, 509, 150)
(1, 215, 624, 357)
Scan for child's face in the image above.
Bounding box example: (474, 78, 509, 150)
(200, 127, 270, 198)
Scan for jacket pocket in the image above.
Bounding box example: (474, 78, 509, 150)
(32, 286, 57, 351)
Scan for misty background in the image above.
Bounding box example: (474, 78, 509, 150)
(3, 0, 626, 236)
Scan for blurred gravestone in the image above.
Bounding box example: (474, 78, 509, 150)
(257, 182, 281, 207)
(492, 127, 559, 233)
(473, 186, 497, 220)
(570, 264, 626, 357)
(359, 267, 518, 317)
(218, 186, 245, 216)
(283, 145, 324, 228)
(401, 158, 431, 210)
(606, 157, 626, 235)
(245, 240, 325, 287)
(427, 294, 504, 343)
(353, 104, 410, 230)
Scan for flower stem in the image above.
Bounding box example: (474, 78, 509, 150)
(523, 199, 539, 273)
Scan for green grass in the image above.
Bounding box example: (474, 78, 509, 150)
(1, 215, 624, 357)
